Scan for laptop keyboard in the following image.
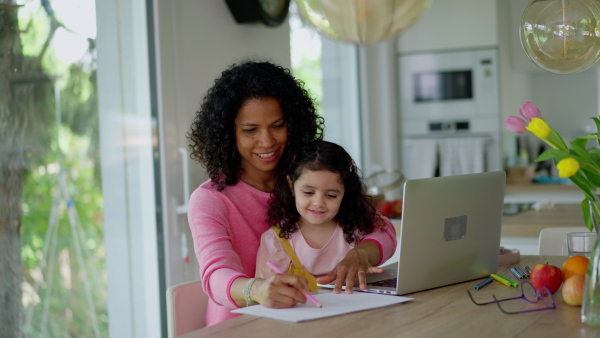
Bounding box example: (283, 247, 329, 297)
(368, 277, 397, 288)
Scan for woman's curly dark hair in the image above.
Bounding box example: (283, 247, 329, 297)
(268, 140, 386, 244)
(187, 60, 325, 190)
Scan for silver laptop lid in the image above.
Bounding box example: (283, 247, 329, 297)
(394, 171, 506, 295)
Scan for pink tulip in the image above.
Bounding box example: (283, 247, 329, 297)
(504, 116, 528, 134)
(519, 101, 542, 121)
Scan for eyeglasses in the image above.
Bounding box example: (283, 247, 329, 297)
(467, 281, 556, 314)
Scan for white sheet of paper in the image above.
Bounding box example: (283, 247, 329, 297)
(231, 292, 413, 323)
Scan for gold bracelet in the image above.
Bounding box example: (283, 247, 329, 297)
(244, 278, 258, 306)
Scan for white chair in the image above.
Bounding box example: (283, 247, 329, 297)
(538, 226, 590, 255)
(166, 280, 209, 337)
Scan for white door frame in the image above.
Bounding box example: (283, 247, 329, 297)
(96, 0, 162, 336)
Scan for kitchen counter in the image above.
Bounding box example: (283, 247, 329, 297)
(500, 197, 586, 255)
(504, 183, 583, 204)
(501, 203, 584, 237)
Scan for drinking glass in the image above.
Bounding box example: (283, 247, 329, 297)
(567, 232, 597, 257)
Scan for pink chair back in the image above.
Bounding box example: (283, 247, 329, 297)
(166, 280, 209, 337)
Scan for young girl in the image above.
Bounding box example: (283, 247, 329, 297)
(255, 140, 387, 291)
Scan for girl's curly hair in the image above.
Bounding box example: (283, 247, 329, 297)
(187, 60, 325, 190)
(268, 140, 386, 244)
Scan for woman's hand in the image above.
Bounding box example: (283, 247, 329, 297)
(251, 274, 309, 308)
(316, 242, 384, 294)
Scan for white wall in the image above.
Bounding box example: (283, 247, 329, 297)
(532, 71, 598, 138)
(398, 0, 498, 53)
(498, 0, 533, 167)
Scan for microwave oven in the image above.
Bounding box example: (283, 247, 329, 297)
(398, 48, 499, 122)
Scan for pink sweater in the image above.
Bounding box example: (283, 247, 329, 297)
(188, 179, 397, 327)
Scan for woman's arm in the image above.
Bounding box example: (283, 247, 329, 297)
(361, 215, 397, 264)
(189, 186, 310, 309)
(189, 188, 248, 309)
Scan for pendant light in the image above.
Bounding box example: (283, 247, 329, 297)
(520, 0, 600, 74)
(294, 0, 432, 45)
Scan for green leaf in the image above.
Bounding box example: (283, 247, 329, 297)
(569, 175, 594, 200)
(536, 149, 570, 162)
(593, 117, 600, 136)
(572, 136, 588, 150)
(582, 198, 594, 232)
(571, 139, 595, 163)
(589, 147, 600, 163)
(549, 129, 568, 150)
(585, 171, 600, 188)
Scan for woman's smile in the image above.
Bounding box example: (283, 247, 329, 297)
(256, 151, 277, 161)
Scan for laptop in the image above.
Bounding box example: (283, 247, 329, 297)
(320, 171, 506, 295)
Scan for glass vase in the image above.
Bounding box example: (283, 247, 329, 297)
(582, 198, 600, 326)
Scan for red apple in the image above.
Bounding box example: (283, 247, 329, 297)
(390, 200, 403, 219)
(530, 263, 563, 294)
(562, 274, 585, 306)
(376, 201, 392, 217)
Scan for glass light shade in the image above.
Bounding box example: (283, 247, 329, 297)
(294, 0, 431, 44)
(520, 0, 600, 74)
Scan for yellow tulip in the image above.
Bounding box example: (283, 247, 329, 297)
(525, 118, 551, 139)
(556, 158, 580, 178)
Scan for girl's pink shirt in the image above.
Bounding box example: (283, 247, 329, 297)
(255, 225, 356, 279)
(188, 179, 397, 327)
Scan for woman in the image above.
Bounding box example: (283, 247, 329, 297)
(187, 60, 397, 326)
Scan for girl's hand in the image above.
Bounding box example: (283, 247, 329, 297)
(251, 274, 309, 308)
(315, 246, 384, 294)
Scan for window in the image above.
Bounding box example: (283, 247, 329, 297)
(289, 4, 363, 167)
(4, 0, 108, 336)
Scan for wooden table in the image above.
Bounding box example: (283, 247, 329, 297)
(502, 204, 585, 237)
(181, 256, 600, 338)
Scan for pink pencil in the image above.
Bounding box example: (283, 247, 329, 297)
(266, 261, 323, 308)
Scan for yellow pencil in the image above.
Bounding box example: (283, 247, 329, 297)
(490, 273, 518, 287)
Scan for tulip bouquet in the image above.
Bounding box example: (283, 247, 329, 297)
(504, 102, 600, 232)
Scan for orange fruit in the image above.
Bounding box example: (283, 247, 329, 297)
(561, 255, 589, 281)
